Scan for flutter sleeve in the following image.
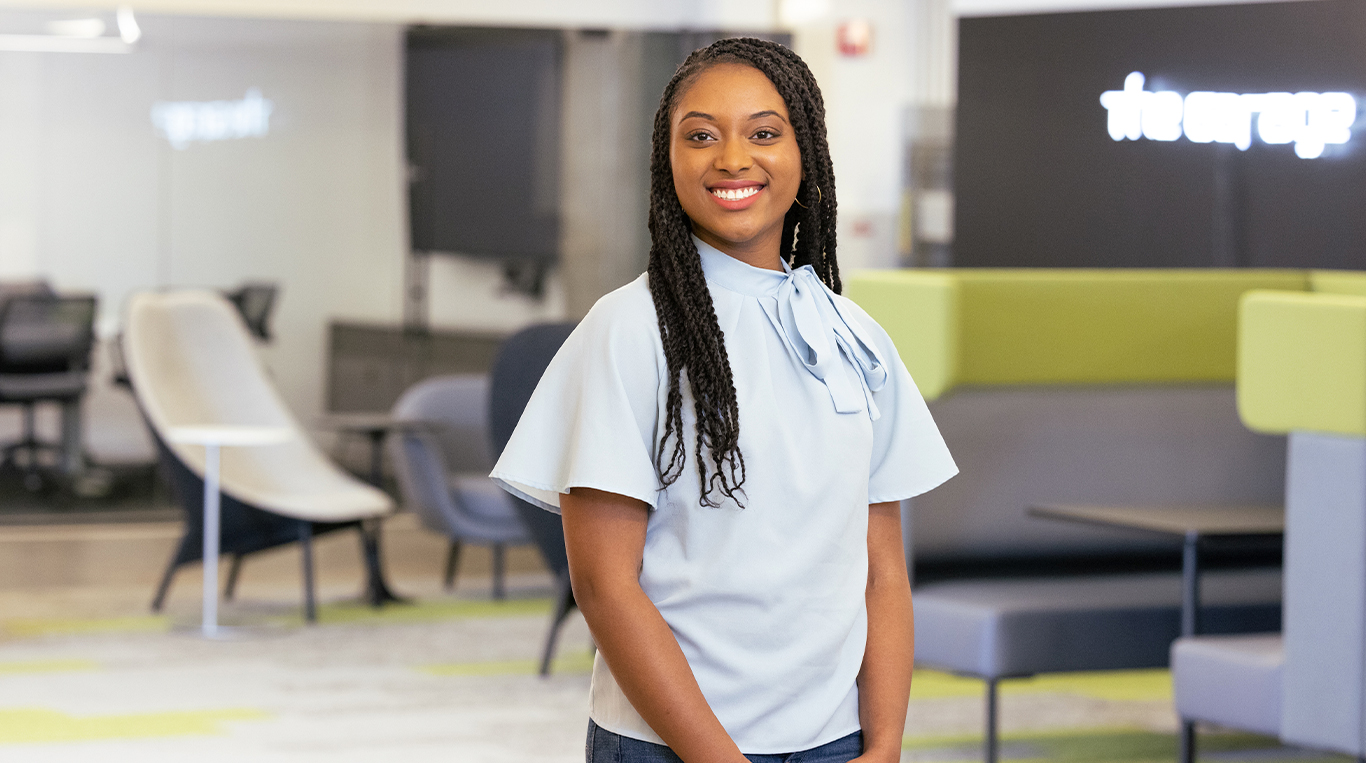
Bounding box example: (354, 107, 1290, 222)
(490, 283, 665, 514)
(844, 300, 958, 504)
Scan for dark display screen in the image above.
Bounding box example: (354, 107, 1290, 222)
(954, 0, 1366, 268)
(406, 28, 562, 262)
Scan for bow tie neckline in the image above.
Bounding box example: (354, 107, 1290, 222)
(693, 236, 888, 418)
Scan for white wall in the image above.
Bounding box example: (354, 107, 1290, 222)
(789, 2, 934, 270)
(0, 14, 408, 438)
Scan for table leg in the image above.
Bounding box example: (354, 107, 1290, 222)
(1179, 720, 1197, 763)
(1181, 530, 1201, 637)
(361, 519, 408, 607)
(367, 430, 384, 488)
(1179, 531, 1202, 761)
(359, 430, 406, 607)
(201, 444, 221, 638)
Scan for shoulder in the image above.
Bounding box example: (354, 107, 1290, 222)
(571, 273, 663, 359)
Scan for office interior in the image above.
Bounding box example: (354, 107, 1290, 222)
(1, 0, 1362, 761)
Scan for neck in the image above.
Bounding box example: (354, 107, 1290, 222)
(694, 226, 784, 272)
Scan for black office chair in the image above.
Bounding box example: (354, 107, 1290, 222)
(224, 282, 278, 342)
(488, 321, 577, 675)
(0, 293, 97, 488)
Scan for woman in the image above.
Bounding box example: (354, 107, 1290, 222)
(492, 38, 956, 763)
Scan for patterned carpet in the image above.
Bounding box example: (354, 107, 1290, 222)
(0, 590, 1348, 763)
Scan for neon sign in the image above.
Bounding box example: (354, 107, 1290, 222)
(151, 88, 274, 150)
(1099, 72, 1357, 159)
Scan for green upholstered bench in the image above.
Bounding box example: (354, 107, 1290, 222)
(845, 268, 1359, 562)
(847, 269, 1311, 400)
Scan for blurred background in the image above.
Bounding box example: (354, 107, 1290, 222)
(1, 0, 1363, 761)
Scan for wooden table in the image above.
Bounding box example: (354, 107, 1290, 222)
(1027, 503, 1284, 762)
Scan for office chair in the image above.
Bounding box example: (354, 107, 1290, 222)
(0, 293, 97, 489)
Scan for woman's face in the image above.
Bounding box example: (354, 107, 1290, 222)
(670, 63, 802, 267)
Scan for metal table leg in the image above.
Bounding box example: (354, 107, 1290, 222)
(201, 443, 221, 637)
(1179, 530, 1202, 763)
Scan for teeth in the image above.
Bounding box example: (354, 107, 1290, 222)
(712, 186, 760, 201)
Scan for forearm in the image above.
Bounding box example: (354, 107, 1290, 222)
(576, 580, 745, 763)
(562, 488, 745, 763)
(857, 504, 915, 762)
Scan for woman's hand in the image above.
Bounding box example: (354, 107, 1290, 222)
(562, 487, 749, 763)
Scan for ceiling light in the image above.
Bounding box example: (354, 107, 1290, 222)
(118, 7, 140, 44)
(45, 18, 105, 38)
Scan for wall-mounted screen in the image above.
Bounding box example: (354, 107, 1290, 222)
(954, 0, 1366, 268)
(406, 28, 562, 263)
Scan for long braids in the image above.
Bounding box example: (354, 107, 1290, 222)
(648, 37, 839, 507)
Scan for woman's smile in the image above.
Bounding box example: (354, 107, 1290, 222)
(708, 181, 766, 209)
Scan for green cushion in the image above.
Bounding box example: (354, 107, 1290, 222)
(843, 271, 958, 399)
(1237, 290, 1366, 437)
(847, 269, 1309, 399)
(1311, 270, 1366, 298)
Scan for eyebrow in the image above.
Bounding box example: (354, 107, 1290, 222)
(677, 110, 790, 123)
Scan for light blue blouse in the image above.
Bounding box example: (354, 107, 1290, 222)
(492, 237, 957, 753)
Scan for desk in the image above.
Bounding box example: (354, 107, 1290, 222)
(166, 424, 292, 638)
(316, 413, 433, 606)
(1028, 503, 1284, 761)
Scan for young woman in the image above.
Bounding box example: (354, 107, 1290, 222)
(492, 38, 956, 763)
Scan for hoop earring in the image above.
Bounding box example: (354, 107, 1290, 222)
(792, 186, 821, 209)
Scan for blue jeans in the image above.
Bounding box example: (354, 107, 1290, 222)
(586, 720, 863, 763)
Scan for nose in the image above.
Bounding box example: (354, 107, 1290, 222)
(713, 136, 752, 174)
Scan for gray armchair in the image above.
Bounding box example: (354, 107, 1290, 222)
(388, 374, 530, 598)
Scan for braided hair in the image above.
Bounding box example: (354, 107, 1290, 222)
(648, 37, 840, 507)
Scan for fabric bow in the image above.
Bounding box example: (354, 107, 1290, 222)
(762, 264, 889, 419)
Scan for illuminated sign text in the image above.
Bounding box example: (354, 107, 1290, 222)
(151, 88, 274, 150)
(1099, 72, 1357, 159)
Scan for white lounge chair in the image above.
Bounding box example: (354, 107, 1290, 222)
(123, 289, 394, 621)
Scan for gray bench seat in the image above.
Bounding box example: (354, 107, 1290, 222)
(1172, 634, 1283, 737)
(915, 568, 1282, 679)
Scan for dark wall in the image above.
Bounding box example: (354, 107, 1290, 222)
(954, 0, 1366, 269)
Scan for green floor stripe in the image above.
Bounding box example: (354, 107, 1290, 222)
(0, 659, 99, 675)
(281, 596, 554, 627)
(910, 669, 1172, 701)
(0, 707, 268, 745)
(1, 616, 170, 640)
(420, 649, 596, 677)
(1, 597, 552, 640)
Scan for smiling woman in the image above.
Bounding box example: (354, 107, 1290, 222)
(490, 37, 957, 763)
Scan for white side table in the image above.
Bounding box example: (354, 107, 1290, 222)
(166, 424, 292, 638)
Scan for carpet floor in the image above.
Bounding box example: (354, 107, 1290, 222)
(0, 584, 1349, 763)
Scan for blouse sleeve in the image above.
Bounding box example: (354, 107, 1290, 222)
(490, 283, 665, 514)
(845, 300, 958, 504)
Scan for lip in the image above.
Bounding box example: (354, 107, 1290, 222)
(706, 181, 765, 211)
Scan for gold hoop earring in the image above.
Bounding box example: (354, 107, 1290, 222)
(793, 186, 821, 210)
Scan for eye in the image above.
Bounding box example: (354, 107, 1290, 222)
(685, 130, 717, 143)
(752, 128, 781, 141)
